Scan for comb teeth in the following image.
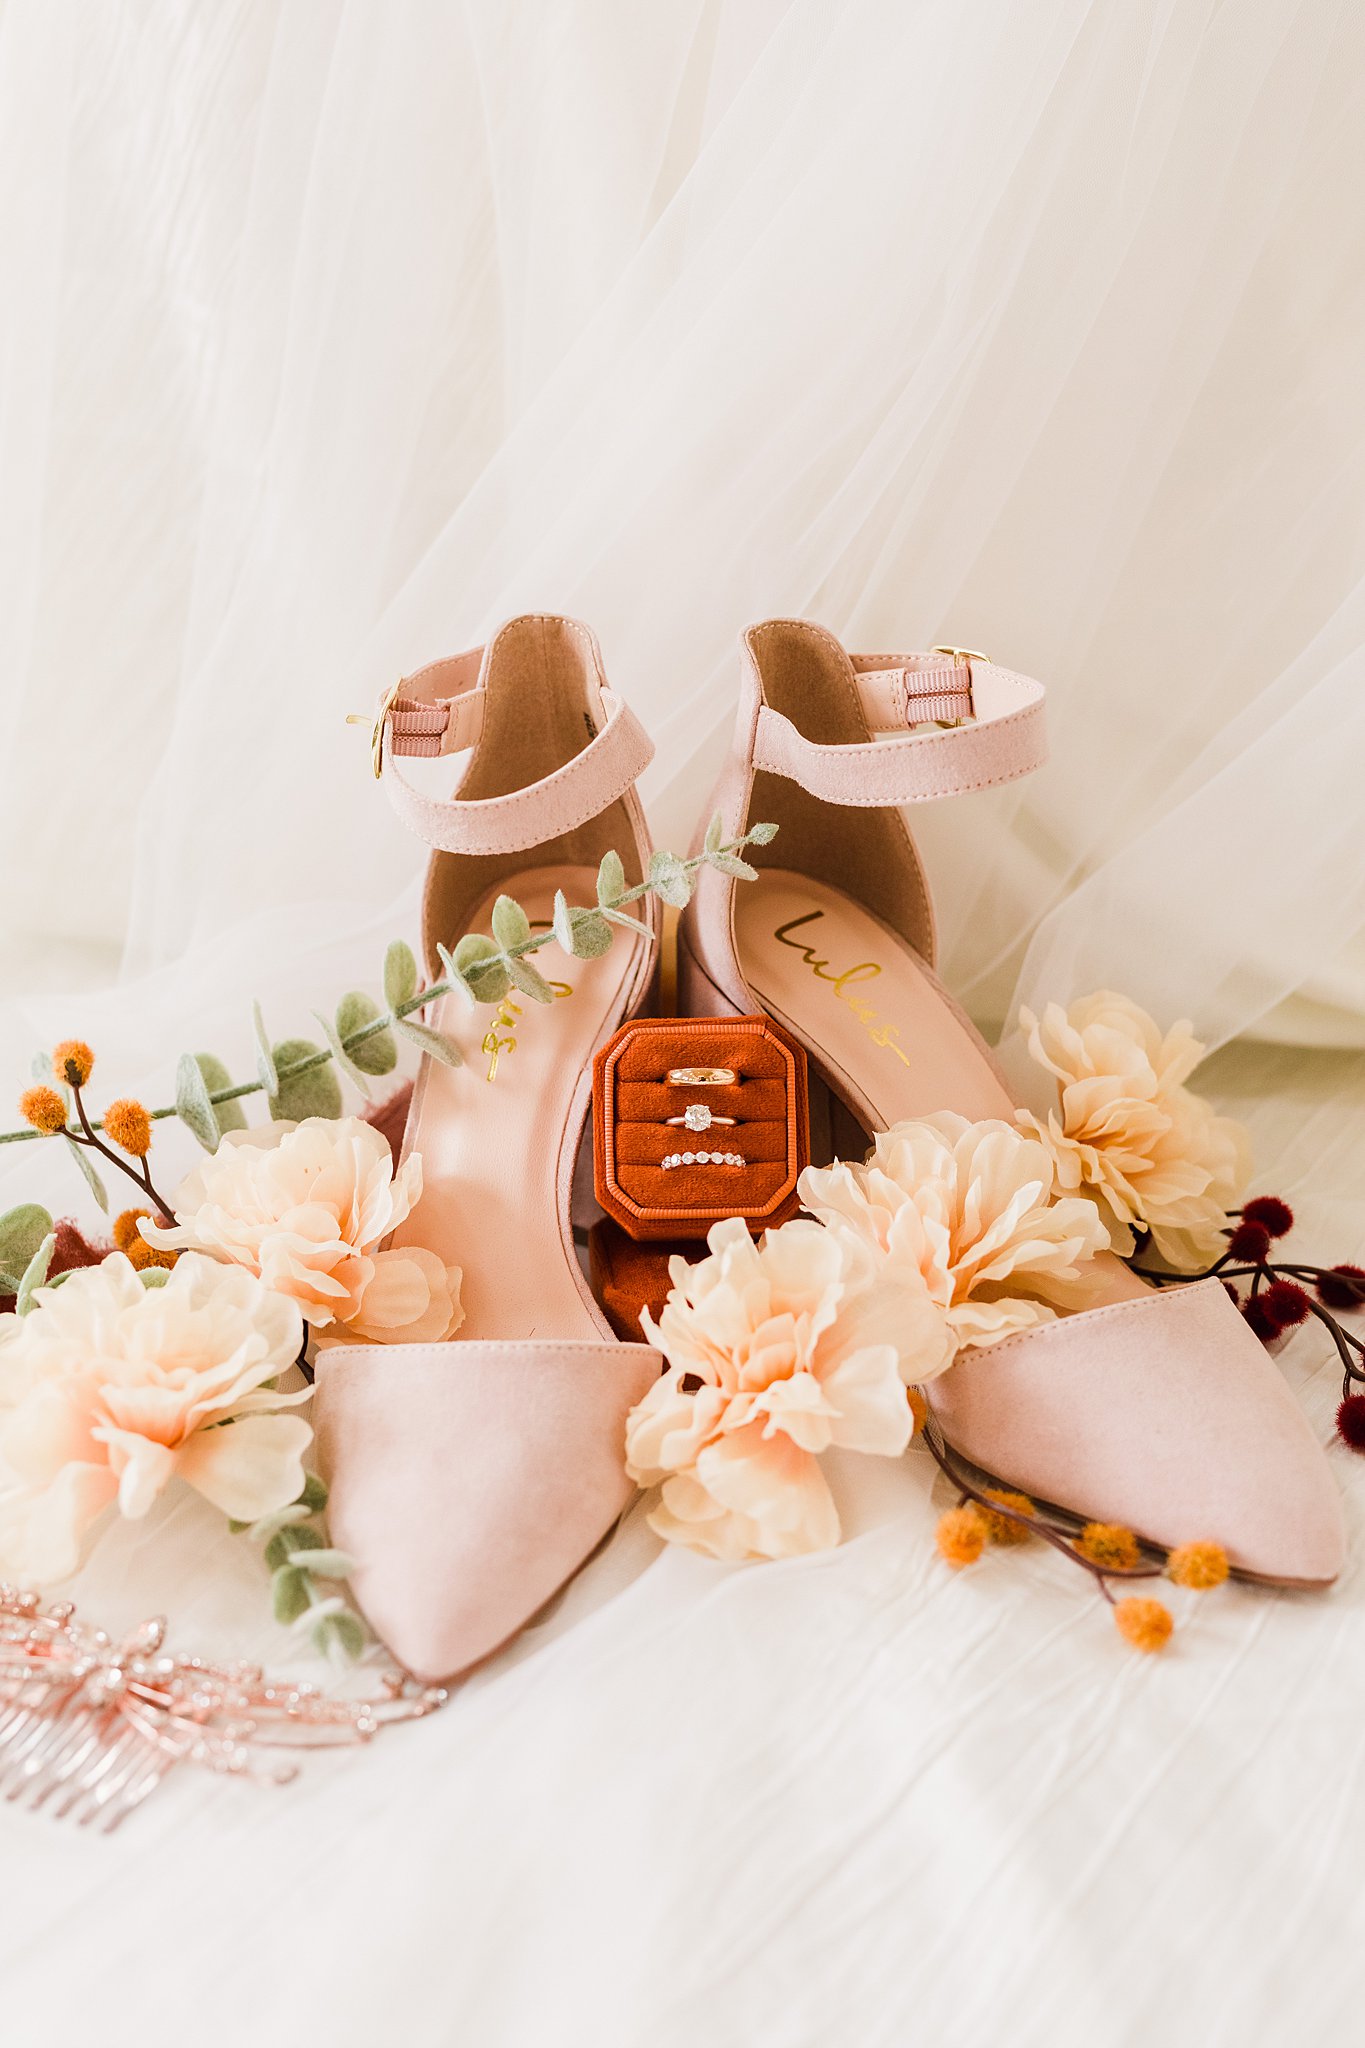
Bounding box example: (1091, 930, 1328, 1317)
(0, 1583, 446, 1829)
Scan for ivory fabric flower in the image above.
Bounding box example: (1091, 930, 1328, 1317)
(142, 1117, 462, 1343)
(1015, 992, 1251, 1269)
(0, 1253, 311, 1583)
(800, 1112, 1110, 1354)
(626, 1216, 944, 1563)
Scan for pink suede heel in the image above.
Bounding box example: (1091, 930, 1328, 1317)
(313, 617, 662, 1680)
(679, 620, 1344, 1585)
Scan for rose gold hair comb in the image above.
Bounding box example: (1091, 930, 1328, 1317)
(0, 1585, 444, 1831)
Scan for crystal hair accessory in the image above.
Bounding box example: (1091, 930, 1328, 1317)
(0, 1586, 444, 1830)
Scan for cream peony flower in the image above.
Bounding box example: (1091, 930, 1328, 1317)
(800, 1112, 1111, 1354)
(1016, 992, 1251, 1269)
(625, 1216, 945, 1562)
(0, 1253, 312, 1582)
(142, 1117, 463, 1343)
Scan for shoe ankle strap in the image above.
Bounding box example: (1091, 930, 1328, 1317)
(753, 652, 1046, 806)
(373, 647, 654, 856)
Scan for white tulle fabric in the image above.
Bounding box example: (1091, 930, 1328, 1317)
(3, 4, 1365, 2043)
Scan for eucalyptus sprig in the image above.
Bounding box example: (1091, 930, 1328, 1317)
(232, 1472, 368, 1665)
(1, 819, 777, 1165)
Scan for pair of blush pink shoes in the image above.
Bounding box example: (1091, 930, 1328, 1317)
(314, 614, 1344, 1682)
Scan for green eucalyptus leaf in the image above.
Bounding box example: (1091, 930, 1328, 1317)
(746, 820, 779, 845)
(312, 1608, 367, 1662)
(596, 849, 626, 907)
(708, 851, 759, 881)
(269, 1037, 344, 1121)
(267, 1521, 323, 1571)
(602, 907, 653, 938)
(383, 938, 419, 1011)
(552, 890, 576, 956)
(252, 1000, 279, 1096)
(297, 1472, 329, 1514)
(648, 851, 693, 909)
(490, 895, 532, 951)
(0, 1204, 55, 1293)
(395, 1017, 465, 1068)
(453, 933, 510, 1005)
(245, 1503, 312, 1546)
(291, 1546, 354, 1578)
(568, 910, 613, 959)
(14, 1232, 56, 1314)
(434, 941, 473, 1006)
(29, 1051, 50, 1084)
(194, 1052, 247, 1133)
(703, 812, 724, 856)
(335, 991, 397, 1075)
(63, 1136, 108, 1214)
(271, 1564, 312, 1627)
(175, 1052, 223, 1152)
(310, 1013, 373, 1101)
(505, 955, 554, 1005)
(138, 1267, 170, 1290)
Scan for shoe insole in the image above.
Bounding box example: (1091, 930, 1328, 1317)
(734, 869, 1144, 1305)
(389, 867, 642, 1342)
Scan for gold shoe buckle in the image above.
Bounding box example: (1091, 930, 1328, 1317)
(929, 645, 988, 729)
(345, 677, 404, 780)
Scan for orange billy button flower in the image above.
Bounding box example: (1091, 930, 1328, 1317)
(1167, 1540, 1229, 1590)
(907, 1387, 928, 1437)
(19, 1086, 69, 1135)
(103, 1098, 152, 1158)
(979, 1489, 1036, 1546)
(125, 1235, 179, 1273)
(1076, 1521, 1141, 1571)
(51, 1040, 95, 1088)
(936, 1504, 987, 1568)
(112, 1208, 152, 1253)
(1114, 1596, 1174, 1653)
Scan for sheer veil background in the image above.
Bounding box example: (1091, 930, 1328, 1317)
(4, 0, 1365, 1051)
(3, 6, 1365, 2044)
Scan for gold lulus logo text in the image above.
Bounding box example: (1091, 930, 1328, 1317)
(773, 911, 911, 1067)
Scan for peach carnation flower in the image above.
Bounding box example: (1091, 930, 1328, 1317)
(800, 1113, 1110, 1357)
(1016, 992, 1250, 1269)
(625, 1216, 944, 1562)
(142, 1117, 462, 1343)
(0, 1253, 311, 1583)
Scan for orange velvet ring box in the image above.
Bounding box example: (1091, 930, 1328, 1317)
(589, 1014, 809, 1339)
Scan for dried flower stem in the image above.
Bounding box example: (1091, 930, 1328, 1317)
(921, 1417, 1165, 1603)
(1130, 1260, 1365, 1392)
(67, 1083, 175, 1221)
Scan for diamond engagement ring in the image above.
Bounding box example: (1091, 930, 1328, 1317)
(661, 1150, 744, 1169)
(666, 1103, 737, 1133)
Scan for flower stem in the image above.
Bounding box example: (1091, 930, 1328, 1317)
(922, 1416, 1166, 1593)
(68, 1083, 175, 1221)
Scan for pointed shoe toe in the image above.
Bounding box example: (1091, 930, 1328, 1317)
(927, 1279, 1345, 1587)
(313, 1339, 661, 1682)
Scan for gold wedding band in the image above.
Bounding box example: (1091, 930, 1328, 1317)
(666, 1067, 736, 1086)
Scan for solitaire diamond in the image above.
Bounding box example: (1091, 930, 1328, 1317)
(682, 1103, 712, 1133)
